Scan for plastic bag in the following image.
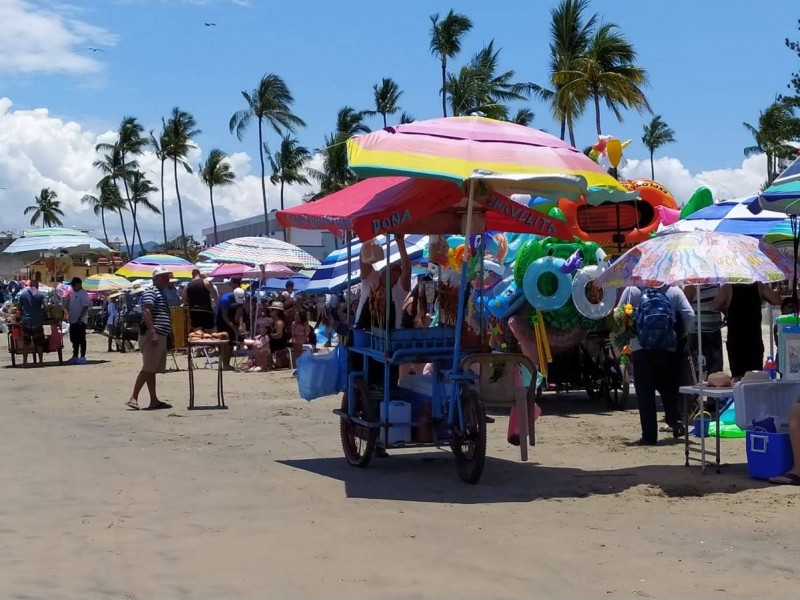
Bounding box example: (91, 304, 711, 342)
(296, 345, 347, 401)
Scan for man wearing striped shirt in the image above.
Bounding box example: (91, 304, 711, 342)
(684, 285, 724, 376)
(125, 267, 173, 410)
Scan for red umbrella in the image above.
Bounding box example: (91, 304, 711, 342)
(277, 176, 570, 241)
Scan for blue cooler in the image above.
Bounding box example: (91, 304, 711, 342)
(746, 430, 794, 480)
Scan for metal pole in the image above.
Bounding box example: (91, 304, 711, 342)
(696, 285, 703, 384)
(346, 232, 352, 325)
(451, 180, 476, 375)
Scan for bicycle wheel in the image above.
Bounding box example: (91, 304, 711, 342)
(603, 357, 630, 410)
(340, 380, 376, 468)
(451, 390, 487, 484)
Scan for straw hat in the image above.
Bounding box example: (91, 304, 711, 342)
(271, 301, 285, 311)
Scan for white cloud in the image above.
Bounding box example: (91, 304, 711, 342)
(619, 154, 768, 204)
(0, 97, 319, 246)
(0, 0, 116, 75)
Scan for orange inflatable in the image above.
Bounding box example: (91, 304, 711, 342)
(558, 178, 678, 253)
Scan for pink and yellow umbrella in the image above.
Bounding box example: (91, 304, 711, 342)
(346, 116, 632, 204)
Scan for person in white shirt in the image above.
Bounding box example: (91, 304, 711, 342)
(66, 277, 91, 364)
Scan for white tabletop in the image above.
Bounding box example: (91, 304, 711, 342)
(679, 385, 733, 398)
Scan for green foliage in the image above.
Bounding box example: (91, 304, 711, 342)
(641, 115, 676, 179)
(429, 9, 473, 117)
(743, 100, 800, 185)
(24, 187, 64, 228)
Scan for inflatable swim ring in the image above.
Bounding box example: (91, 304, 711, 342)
(559, 178, 678, 252)
(478, 275, 528, 320)
(571, 265, 615, 319)
(522, 257, 571, 311)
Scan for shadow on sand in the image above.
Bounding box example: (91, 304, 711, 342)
(279, 452, 766, 504)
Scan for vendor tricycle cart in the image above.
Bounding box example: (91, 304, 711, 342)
(6, 321, 64, 367)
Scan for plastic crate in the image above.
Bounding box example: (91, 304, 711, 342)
(733, 381, 800, 432)
(371, 326, 456, 354)
(352, 329, 371, 348)
(746, 430, 794, 480)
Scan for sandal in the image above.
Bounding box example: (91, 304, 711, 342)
(125, 400, 139, 410)
(144, 400, 172, 410)
(769, 472, 800, 485)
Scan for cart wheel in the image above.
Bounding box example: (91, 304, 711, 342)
(603, 357, 629, 410)
(451, 390, 487, 484)
(340, 380, 376, 468)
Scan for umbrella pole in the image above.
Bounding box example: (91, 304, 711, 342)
(451, 180, 476, 375)
(696, 285, 703, 384)
(346, 232, 352, 325)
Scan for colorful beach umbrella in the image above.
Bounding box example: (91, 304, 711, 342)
(209, 262, 293, 280)
(305, 234, 429, 294)
(199, 237, 320, 269)
(116, 254, 196, 280)
(345, 116, 634, 205)
(2, 227, 111, 256)
(597, 231, 794, 289)
(760, 155, 800, 214)
(81, 274, 133, 293)
(660, 196, 787, 238)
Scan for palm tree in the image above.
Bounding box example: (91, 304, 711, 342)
(24, 188, 64, 227)
(265, 134, 311, 212)
(128, 171, 160, 255)
(445, 41, 532, 118)
(163, 107, 201, 254)
(744, 100, 800, 184)
(308, 107, 370, 200)
(96, 117, 147, 248)
(367, 78, 403, 127)
(229, 73, 306, 234)
(641, 115, 676, 179)
(93, 145, 135, 257)
(429, 10, 473, 117)
(399, 112, 415, 124)
(531, 0, 597, 145)
(149, 128, 169, 247)
(200, 149, 237, 245)
(511, 108, 535, 126)
(555, 22, 651, 136)
(81, 179, 124, 246)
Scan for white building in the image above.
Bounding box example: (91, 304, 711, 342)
(201, 212, 338, 261)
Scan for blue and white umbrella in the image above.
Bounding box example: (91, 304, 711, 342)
(2, 227, 111, 256)
(306, 234, 428, 294)
(661, 196, 787, 237)
(760, 155, 800, 215)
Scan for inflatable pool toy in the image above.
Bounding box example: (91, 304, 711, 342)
(522, 257, 571, 311)
(680, 186, 713, 219)
(571, 264, 615, 319)
(656, 205, 680, 226)
(561, 249, 583, 274)
(478, 275, 528, 320)
(482, 233, 508, 263)
(559, 178, 678, 252)
(503, 233, 532, 265)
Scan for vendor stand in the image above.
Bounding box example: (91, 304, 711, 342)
(279, 116, 628, 484)
(6, 318, 64, 366)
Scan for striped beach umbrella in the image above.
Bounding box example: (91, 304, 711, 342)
(2, 227, 111, 256)
(116, 254, 196, 280)
(305, 234, 428, 293)
(199, 237, 319, 269)
(661, 196, 787, 238)
(82, 274, 133, 293)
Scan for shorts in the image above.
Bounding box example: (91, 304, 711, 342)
(22, 325, 45, 347)
(190, 309, 214, 331)
(139, 333, 168, 373)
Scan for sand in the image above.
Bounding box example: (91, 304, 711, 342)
(1, 332, 799, 600)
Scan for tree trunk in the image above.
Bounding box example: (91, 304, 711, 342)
(101, 209, 115, 268)
(117, 209, 130, 259)
(133, 201, 145, 255)
(560, 117, 566, 141)
(441, 59, 448, 118)
(650, 150, 655, 180)
(567, 114, 576, 147)
(160, 159, 167, 248)
(120, 149, 142, 255)
(594, 94, 602, 136)
(209, 184, 218, 246)
(258, 118, 269, 237)
(281, 179, 290, 244)
(382, 113, 387, 128)
(173, 158, 187, 254)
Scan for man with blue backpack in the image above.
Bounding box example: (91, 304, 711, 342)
(619, 285, 695, 445)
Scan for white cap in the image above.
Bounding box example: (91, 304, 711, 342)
(233, 287, 246, 304)
(152, 266, 173, 278)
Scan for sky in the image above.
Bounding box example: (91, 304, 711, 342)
(0, 0, 798, 244)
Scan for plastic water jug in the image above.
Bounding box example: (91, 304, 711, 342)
(379, 401, 412, 446)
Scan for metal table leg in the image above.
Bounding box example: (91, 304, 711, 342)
(715, 396, 721, 474)
(217, 357, 226, 408)
(188, 349, 195, 409)
(684, 393, 689, 466)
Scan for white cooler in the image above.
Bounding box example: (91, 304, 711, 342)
(733, 380, 800, 433)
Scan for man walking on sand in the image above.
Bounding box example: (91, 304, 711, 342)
(66, 277, 90, 364)
(125, 267, 173, 410)
(18, 280, 45, 367)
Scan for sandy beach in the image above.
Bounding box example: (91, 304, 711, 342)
(1, 332, 798, 600)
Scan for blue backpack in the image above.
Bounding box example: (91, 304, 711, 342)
(635, 288, 676, 350)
